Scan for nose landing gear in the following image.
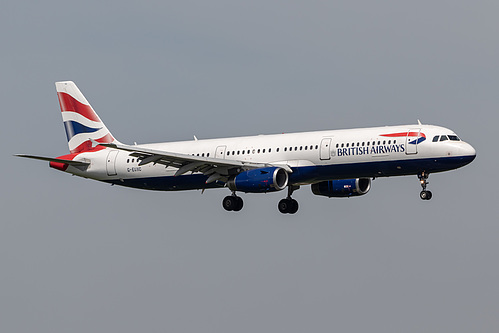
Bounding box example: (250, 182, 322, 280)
(418, 172, 432, 200)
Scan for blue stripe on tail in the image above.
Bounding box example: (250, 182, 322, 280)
(64, 121, 102, 141)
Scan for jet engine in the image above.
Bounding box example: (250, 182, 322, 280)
(227, 167, 288, 193)
(311, 178, 371, 197)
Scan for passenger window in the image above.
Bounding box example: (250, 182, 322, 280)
(440, 135, 448, 141)
(277, 148, 280, 152)
(284, 147, 287, 152)
(433, 136, 439, 142)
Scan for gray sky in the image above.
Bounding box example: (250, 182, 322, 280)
(2, 1, 498, 332)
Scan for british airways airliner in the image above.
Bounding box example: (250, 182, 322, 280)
(17, 81, 476, 214)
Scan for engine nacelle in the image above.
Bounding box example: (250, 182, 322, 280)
(227, 167, 288, 193)
(311, 178, 371, 198)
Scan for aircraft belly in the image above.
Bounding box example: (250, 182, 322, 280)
(107, 173, 223, 191)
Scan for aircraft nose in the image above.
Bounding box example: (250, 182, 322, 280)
(459, 142, 476, 164)
(464, 142, 476, 158)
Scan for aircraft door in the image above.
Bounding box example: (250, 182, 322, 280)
(215, 145, 227, 159)
(106, 150, 119, 176)
(320, 138, 332, 160)
(405, 129, 421, 155)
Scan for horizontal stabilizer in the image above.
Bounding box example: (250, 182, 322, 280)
(15, 154, 90, 166)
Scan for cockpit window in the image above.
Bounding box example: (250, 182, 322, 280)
(433, 134, 461, 142)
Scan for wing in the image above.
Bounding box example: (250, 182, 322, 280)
(99, 142, 292, 184)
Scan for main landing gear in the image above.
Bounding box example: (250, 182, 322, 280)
(222, 193, 244, 212)
(418, 172, 432, 200)
(222, 185, 301, 214)
(278, 185, 300, 214)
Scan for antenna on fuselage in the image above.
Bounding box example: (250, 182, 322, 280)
(417, 119, 422, 125)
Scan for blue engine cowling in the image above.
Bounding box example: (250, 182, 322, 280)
(227, 167, 288, 193)
(311, 178, 371, 197)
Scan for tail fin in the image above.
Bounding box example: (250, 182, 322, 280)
(56, 81, 119, 153)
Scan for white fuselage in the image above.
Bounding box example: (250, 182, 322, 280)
(64, 124, 476, 191)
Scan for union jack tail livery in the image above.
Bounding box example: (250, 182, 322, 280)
(56, 81, 119, 153)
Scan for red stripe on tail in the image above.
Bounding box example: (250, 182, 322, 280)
(57, 92, 100, 122)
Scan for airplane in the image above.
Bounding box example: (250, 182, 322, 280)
(16, 81, 476, 214)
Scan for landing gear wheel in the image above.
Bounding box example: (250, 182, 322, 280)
(289, 199, 299, 214)
(278, 198, 299, 214)
(278, 199, 290, 214)
(233, 196, 244, 211)
(223, 194, 244, 212)
(420, 190, 432, 200)
(417, 172, 432, 201)
(223, 196, 237, 211)
(278, 185, 300, 214)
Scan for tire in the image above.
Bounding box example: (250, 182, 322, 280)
(278, 199, 299, 214)
(420, 190, 432, 200)
(278, 199, 290, 214)
(425, 191, 433, 200)
(223, 196, 237, 211)
(289, 199, 299, 214)
(420, 191, 427, 200)
(233, 196, 244, 211)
